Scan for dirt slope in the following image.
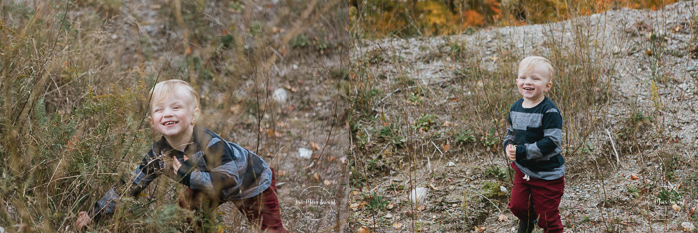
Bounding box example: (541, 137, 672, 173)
(350, 1, 698, 232)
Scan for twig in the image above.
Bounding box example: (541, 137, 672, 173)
(375, 88, 400, 106)
(315, 100, 338, 163)
(605, 129, 621, 167)
(431, 141, 443, 158)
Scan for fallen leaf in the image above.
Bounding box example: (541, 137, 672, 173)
(387, 203, 394, 210)
(417, 205, 426, 211)
(351, 191, 360, 196)
(229, 104, 242, 114)
(442, 121, 452, 127)
(357, 226, 370, 233)
(392, 223, 403, 229)
(310, 142, 321, 151)
(312, 172, 321, 182)
(682, 222, 695, 231)
(673, 204, 681, 212)
(689, 207, 695, 216)
(630, 174, 639, 180)
(474, 226, 486, 232)
(442, 143, 451, 152)
(323, 180, 333, 186)
(428, 184, 439, 190)
(350, 203, 360, 211)
(498, 214, 508, 222)
(276, 121, 287, 128)
(264, 129, 283, 138)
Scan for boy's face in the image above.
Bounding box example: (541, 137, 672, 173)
(148, 91, 199, 139)
(516, 64, 552, 102)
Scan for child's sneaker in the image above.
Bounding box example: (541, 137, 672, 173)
(517, 219, 535, 233)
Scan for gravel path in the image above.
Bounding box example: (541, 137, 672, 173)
(351, 1, 698, 232)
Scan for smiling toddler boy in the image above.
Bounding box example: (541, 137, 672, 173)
(76, 80, 288, 232)
(503, 56, 565, 233)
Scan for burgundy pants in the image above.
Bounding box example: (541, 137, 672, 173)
(178, 168, 288, 233)
(508, 163, 565, 233)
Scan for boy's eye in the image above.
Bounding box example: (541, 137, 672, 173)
(154, 109, 162, 113)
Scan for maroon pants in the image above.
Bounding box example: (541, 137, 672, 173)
(178, 168, 288, 233)
(508, 163, 565, 233)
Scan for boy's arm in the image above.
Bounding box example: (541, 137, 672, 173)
(516, 108, 563, 161)
(502, 113, 515, 149)
(85, 152, 161, 222)
(172, 140, 241, 193)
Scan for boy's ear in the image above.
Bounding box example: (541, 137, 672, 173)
(545, 80, 553, 91)
(148, 116, 154, 127)
(191, 108, 200, 125)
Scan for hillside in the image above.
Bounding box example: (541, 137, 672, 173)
(348, 1, 698, 232)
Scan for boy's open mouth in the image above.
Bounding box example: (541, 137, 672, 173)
(163, 121, 178, 126)
(523, 87, 534, 91)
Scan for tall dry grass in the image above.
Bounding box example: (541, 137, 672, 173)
(1, 0, 347, 232)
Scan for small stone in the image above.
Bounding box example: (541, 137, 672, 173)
(682, 222, 695, 231)
(298, 148, 312, 159)
(447, 162, 456, 167)
(272, 88, 288, 103)
(385, 213, 393, 218)
(410, 187, 428, 205)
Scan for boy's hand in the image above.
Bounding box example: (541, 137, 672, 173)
(75, 211, 91, 230)
(506, 144, 517, 161)
(172, 155, 188, 171)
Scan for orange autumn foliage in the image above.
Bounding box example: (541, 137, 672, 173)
(462, 9, 485, 27)
(356, 0, 680, 38)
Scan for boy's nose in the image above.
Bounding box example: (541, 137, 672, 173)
(162, 108, 174, 116)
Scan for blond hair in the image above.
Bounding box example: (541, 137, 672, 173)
(518, 56, 554, 81)
(149, 80, 200, 113)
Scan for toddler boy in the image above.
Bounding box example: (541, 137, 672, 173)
(503, 56, 565, 233)
(76, 80, 288, 232)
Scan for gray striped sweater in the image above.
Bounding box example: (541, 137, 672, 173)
(88, 125, 271, 222)
(503, 97, 565, 180)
